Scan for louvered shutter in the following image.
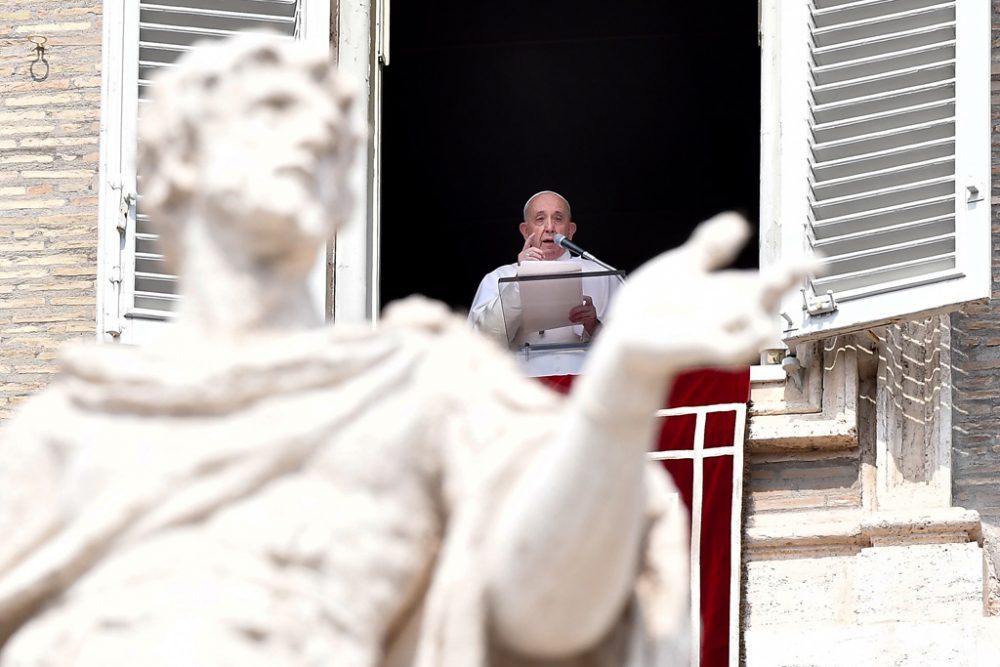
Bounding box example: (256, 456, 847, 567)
(767, 0, 989, 343)
(119, 0, 322, 342)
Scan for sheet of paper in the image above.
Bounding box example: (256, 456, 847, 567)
(516, 261, 583, 333)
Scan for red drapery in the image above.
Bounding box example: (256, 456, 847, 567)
(538, 368, 749, 667)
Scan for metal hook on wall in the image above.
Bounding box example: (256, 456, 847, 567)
(28, 36, 49, 82)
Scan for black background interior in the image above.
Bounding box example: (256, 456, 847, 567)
(380, 1, 761, 312)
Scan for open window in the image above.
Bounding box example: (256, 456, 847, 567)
(374, 3, 760, 316)
(97, 0, 329, 344)
(761, 0, 990, 343)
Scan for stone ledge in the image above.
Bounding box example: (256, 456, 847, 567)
(749, 413, 857, 451)
(863, 508, 982, 546)
(747, 510, 865, 552)
(746, 618, 1000, 667)
(747, 508, 982, 553)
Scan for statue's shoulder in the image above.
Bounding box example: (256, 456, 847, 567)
(381, 295, 563, 411)
(379, 294, 500, 369)
(380, 295, 510, 367)
(380, 295, 464, 334)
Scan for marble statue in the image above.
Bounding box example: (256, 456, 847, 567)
(0, 36, 806, 666)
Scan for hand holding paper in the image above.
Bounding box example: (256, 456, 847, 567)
(515, 261, 583, 333)
(568, 295, 599, 335)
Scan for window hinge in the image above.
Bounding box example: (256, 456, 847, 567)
(104, 264, 123, 337)
(802, 287, 838, 317)
(109, 177, 134, 232)
(118, 191, 136, 232)
(966, 183, 985, 204)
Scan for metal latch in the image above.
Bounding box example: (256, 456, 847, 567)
(118, 191, 136, 232)
(802, 287, 837, 316)
(109, 177, 135, 232)
(967, 184, 984, 204)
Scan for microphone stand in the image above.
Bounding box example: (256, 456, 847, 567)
(558, 240, 625, 282)
(591, 255, 627, 285)
(578, 252, 619, 273)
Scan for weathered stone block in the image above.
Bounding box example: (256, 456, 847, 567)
(745, 553, 858, 627)
(855, 542, 983, 623)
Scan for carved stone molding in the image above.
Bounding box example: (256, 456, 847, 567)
(749, 339, 859, 451)
(746, 507, 982, 555)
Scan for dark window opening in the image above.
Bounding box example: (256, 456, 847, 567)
(380, 1, 760, 312)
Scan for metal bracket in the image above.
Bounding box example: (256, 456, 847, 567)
(103, 177, 129, 340)
(118, 191, 135, 232)
(28, 36, 48, 82)
(781, 353, 803, 390)
(802, 287, 838, 317)
(104, 264, 123, 337)
(109, 177, 134, 232)
(966, 184, 984, 204)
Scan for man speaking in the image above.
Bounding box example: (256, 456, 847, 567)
(468, 190, 622, 376)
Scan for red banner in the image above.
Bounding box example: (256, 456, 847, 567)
(538, 368, 750, 667)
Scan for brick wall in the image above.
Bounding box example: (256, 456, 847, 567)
(749, 455, 861, 516)
(950, 0, 1000, 525)
(0, 1, 101, 420)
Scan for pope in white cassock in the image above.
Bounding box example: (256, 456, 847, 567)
(468, 191, 623, 376)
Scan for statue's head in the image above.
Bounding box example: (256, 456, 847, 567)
(138, 35, 359, 278)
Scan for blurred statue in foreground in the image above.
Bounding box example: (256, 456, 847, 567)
(0, 37, 803, 666)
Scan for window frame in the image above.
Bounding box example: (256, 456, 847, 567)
(97, 0, 331, 345)
(759, 0, 991, 345)
(333, 0, 386, 324)
(97, 0, 133, 343)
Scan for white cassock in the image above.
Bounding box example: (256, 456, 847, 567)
(467, 251, 622, 376)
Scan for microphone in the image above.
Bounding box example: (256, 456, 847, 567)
(553, 233, 619, 272)
(553, 233, 588, 258)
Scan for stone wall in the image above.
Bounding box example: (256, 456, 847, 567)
(950, 0, 1000, 527)
(750, 454, 861, 514)
(744, 327, 1000, 664)
(0, 1, 101, 420)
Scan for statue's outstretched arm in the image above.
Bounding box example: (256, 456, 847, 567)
(485, 213, 808, 658)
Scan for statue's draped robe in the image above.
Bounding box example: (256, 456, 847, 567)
(0, 298, 689, 666)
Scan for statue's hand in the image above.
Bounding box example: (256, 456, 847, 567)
(489, 213, 808, 656)
(601, 212, 809, 378)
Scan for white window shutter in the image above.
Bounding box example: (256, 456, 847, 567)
(766, 0, 990, 344)
(118, 0, 325, 342)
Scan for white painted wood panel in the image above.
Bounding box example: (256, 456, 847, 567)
(762, 0, 990, 343)
(100, 0, 329, 343)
